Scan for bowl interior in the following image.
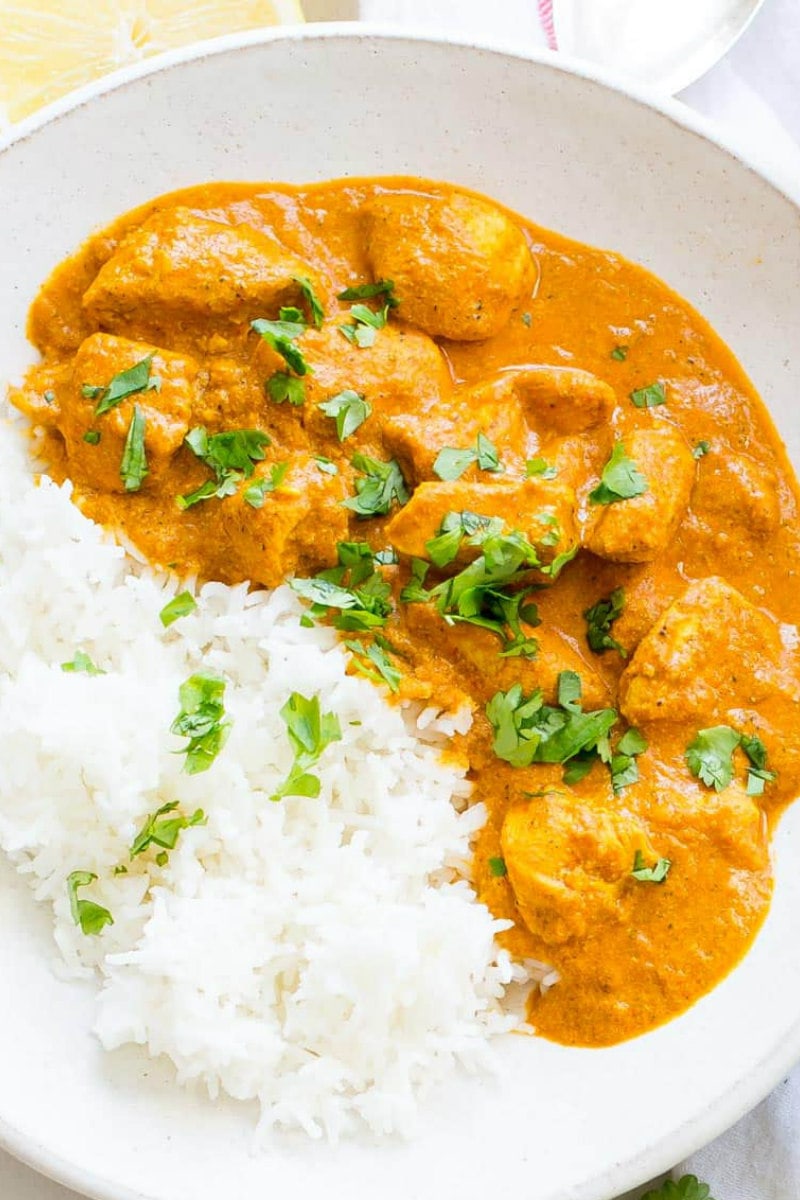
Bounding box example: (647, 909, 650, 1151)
(1, 29, 800, 1200)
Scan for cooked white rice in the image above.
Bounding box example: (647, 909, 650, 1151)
(0, 411, 527, 1141)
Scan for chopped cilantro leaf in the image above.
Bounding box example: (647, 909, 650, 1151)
(344, 638, 402, 692)
(589, 441, 648, 505)
(630, 381, 667, 408)
(584, 587, 627, 657)
(243, 462, 289, 508)
(171, 670, 231, 775)
(67, 871, 113, 936)
(642, 1177, 714, 1200)
(271, 691, 342, 801)
(343, 454, 409, 517)
(314, 455, 339, 475)
(337, 279, 398, 307)
(434, 433, 502, 481)
(85, 355, 160, 416)
(686, 725, 741, 792)
(525, 457, 558, 479)
(251, 317, 310, 376)
(521, 312, 532, 328)
(120, 403, 148, 492)
(319, 390, 372, 440)
(610, 345, 629, 361)
(83, 430, 101, 445)
(61, 650, 105, 676)
(130, 800, 206, 860)
(741, 733, 777, 796)
(290, 542, 393, 632)
(486, 681, 617, 769)
(267, 371, 306, 406)
(178, 426, 271, 510)
(611, 728, 647, 792)
(557, 670, 582, 711)
(632, 850, 671, 883)
(159, 591, 197, 628)
(294, 276, 325, 328)
(488, 856, 508, 877)
(692, 440, 710, 459)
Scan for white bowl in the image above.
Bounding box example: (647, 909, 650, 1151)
(1, 25, 800, 1200)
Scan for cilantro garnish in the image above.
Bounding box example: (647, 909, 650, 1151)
(687, 726, 776, 794)
(631, 850, 671, 883)
(584, 588, 627, 657)
(525, 457, 558, 479)
(251, 316, 310, 376)
(692, 440, 710, 459)
(159, 591, 197, 628)
(294, 276, 325, 329)
(488, 856, 508, 877)
(171, 670, 231, 775)
(741, 733, 777, 795)
(271, 691, 342, 801)
(610, 345, 629, 361)
(641, 1175, 714, 1200)
(408, 523, 543, 658)
(290, 542, 393, 632)
(83, 430, 101, 445)
(61, 650, 105, 676)
(130, 801, 206, 861)
(266, 371, 306, 406)
(319, 390, 373, 440)
(685, 725, 742, 791)
(337, 279, 398, 306)
(67, 871, 113, 936)
(344, 636, 402, 692)
(486, 674, 617, 770)
(611, 727, 648, 792)
(589, 441, 648, 505)
(433, 433, 503, 481)
(243, 462, 289, 508)
(178, 426, 271, 509)
(630, 381, 667, 408)
(83, 355, 160, 416)
(120, 404, 148, 492)
(339, 303, 391, 348)
(314, 455, 339, 475)
(343, 454, 409, 517)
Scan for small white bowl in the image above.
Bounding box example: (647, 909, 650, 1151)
(1, 25, 800, 1200)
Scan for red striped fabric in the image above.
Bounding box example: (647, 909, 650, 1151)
(537, 0, 558, 48)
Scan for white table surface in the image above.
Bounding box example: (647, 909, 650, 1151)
(2, 1, 799, 1196)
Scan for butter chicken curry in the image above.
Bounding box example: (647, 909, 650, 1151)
(11, 178, 800, 1048)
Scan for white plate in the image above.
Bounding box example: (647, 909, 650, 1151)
(1, 26, 800, 1200)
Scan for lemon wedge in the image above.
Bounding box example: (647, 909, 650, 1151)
(0, 0, 304, 128)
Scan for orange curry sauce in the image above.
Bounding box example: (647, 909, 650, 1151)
(11, 178, 800, 1047)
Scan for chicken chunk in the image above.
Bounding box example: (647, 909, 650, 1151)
(216, 454, 348, 587)
(510, 365, 616, 435)
(619, 577, 785, 725)
(583, 425, 695, 562)
(649, 777, 768, 872)
(60, 333, 197, 494)
(256, 321, 451, 431)
(501, 789, 656, 945)
(83, 207, 320, 336)
(693, 451, 782, 539)
(386, 476, 577, 565)
(403, 599, 611, 708)
(381, 391, 529, 486)
(364, 191, 534, 341)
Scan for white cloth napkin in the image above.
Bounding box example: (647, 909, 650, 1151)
(2, 2, 799, 1197)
